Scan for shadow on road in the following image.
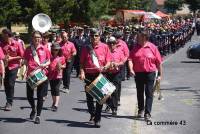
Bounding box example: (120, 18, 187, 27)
(161, 87, 191, 90)
(72, 107, 145, 121)
(15, 80, 26, 83)
(0, 118, 27, 123)
(77, 100, 87, 103)
(46, 119, 95, 128)
(72, 108, 88, 113)
(13, 97, 28, 100)
(20, 106, 51, 111)
(181, 61, 200, 63)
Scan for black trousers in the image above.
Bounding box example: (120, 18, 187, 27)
(106, 72, 121, 111)
(4, 67, 18, 105)
(50, 79, 61, 96)
(63, 57, 75, 89)
(73, 55, 80, 77)
(85, 73, 103, 122)
(26, 80, 48, 116)
(120, 65, 126, 81)
(126, 61, 130, 79)
(135, 72, 156, 115)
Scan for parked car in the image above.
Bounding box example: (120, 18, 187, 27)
(187, 43, 200, 59)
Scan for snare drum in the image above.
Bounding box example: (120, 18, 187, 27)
(27, 68, 47, 90)
(85, 74, 116, 104)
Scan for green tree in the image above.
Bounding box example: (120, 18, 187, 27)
(111, 0, 150, 11)
(164, 0, 184, 14)
(185, 0, 200, 14)
(18, 0, 50, 33)
(0, 0, 21, 30)
(49, 0, 75, 29)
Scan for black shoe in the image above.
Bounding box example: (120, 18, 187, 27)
(94, 121, 101, 128)
(51, 106, 58, 112)
(118, 101, 121, 106)
(105, 106, 110, 112)
(137, 110, 144, 118)
(112, 110, 117, 116)
(89, 116, 95, 122)
(144, 113, 151, 121)
(30, 110, 36, 120)
(4, 102, 12, 111)
(34, 116, 40, 124)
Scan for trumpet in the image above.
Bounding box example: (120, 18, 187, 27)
(56, 60, 62, 71)
(110, 62, 119, 70)
(4, 54, 9, 67)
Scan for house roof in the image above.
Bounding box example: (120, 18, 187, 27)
(155, 0, 166, 6)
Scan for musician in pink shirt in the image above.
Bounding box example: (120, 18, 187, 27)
(60, 31, 76, 93)
(0, 29, 24, 111)
(79, 28, 111, 128)
(128, 30, 163, 121)
(0, 47, 5, 88)
(24, 31, 50, 124)
(48, 43, 66, 112)
(106, 36, 124, 116)
(113, 31, 129, 105)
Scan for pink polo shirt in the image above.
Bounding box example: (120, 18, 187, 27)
(128, 42, 162, 73)
(0, 39, 24, 70)
(48, 55, 65, 80)
(24, 44, 51, 76)
(60, 41, 76, 62)
(42, 42, 52, 51)
(0, 47, 5, 74)
(109, 48, 124, 73)
(80, 42, 111, 74)
(116, 39, 129, 63)
(0, 47, 5, 60)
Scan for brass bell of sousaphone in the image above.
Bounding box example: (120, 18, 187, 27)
(32, 13, 52, 33)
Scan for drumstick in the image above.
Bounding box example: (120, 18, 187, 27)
(84, 78, 92, 83)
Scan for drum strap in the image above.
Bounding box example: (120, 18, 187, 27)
(86, 45, 100, 68)
(31, 44, 41, 66)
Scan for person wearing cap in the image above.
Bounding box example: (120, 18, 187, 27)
(106, 36, 124, 115)
(48, 43, 66, 112)
(100, 28, 113, 44)
(24, 31, 50, 124)
(123, 29, 135, 80)
(83, 25, 90, 38)
(128, 30, 162, 121)
(113, 31, 129, 106)
(79, 28, 111, 128)
(14, 32, 25, 50)
(73, 27, 89, 77)
(60, 31, 77, 93)
(0, 29, 24, 111)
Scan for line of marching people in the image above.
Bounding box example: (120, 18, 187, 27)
(0, 17, 195, 127)
(0, 28, 129, 127)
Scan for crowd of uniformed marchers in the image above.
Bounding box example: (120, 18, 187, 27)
(0, 16, 196, 127)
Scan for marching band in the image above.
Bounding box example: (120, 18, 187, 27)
(0, 14, 196, 127)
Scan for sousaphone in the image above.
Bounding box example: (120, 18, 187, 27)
(32, 13, 52, 33)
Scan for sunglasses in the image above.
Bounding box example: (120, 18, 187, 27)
(52, 49, 59, 51)
(90, 34, 99, 37)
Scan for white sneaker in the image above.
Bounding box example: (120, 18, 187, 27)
(61, 87, 70, 94)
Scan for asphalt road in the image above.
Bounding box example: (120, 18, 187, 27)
(0, 34, 200, 134)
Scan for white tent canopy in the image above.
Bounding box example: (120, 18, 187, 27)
(144, 12, 161, 19)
